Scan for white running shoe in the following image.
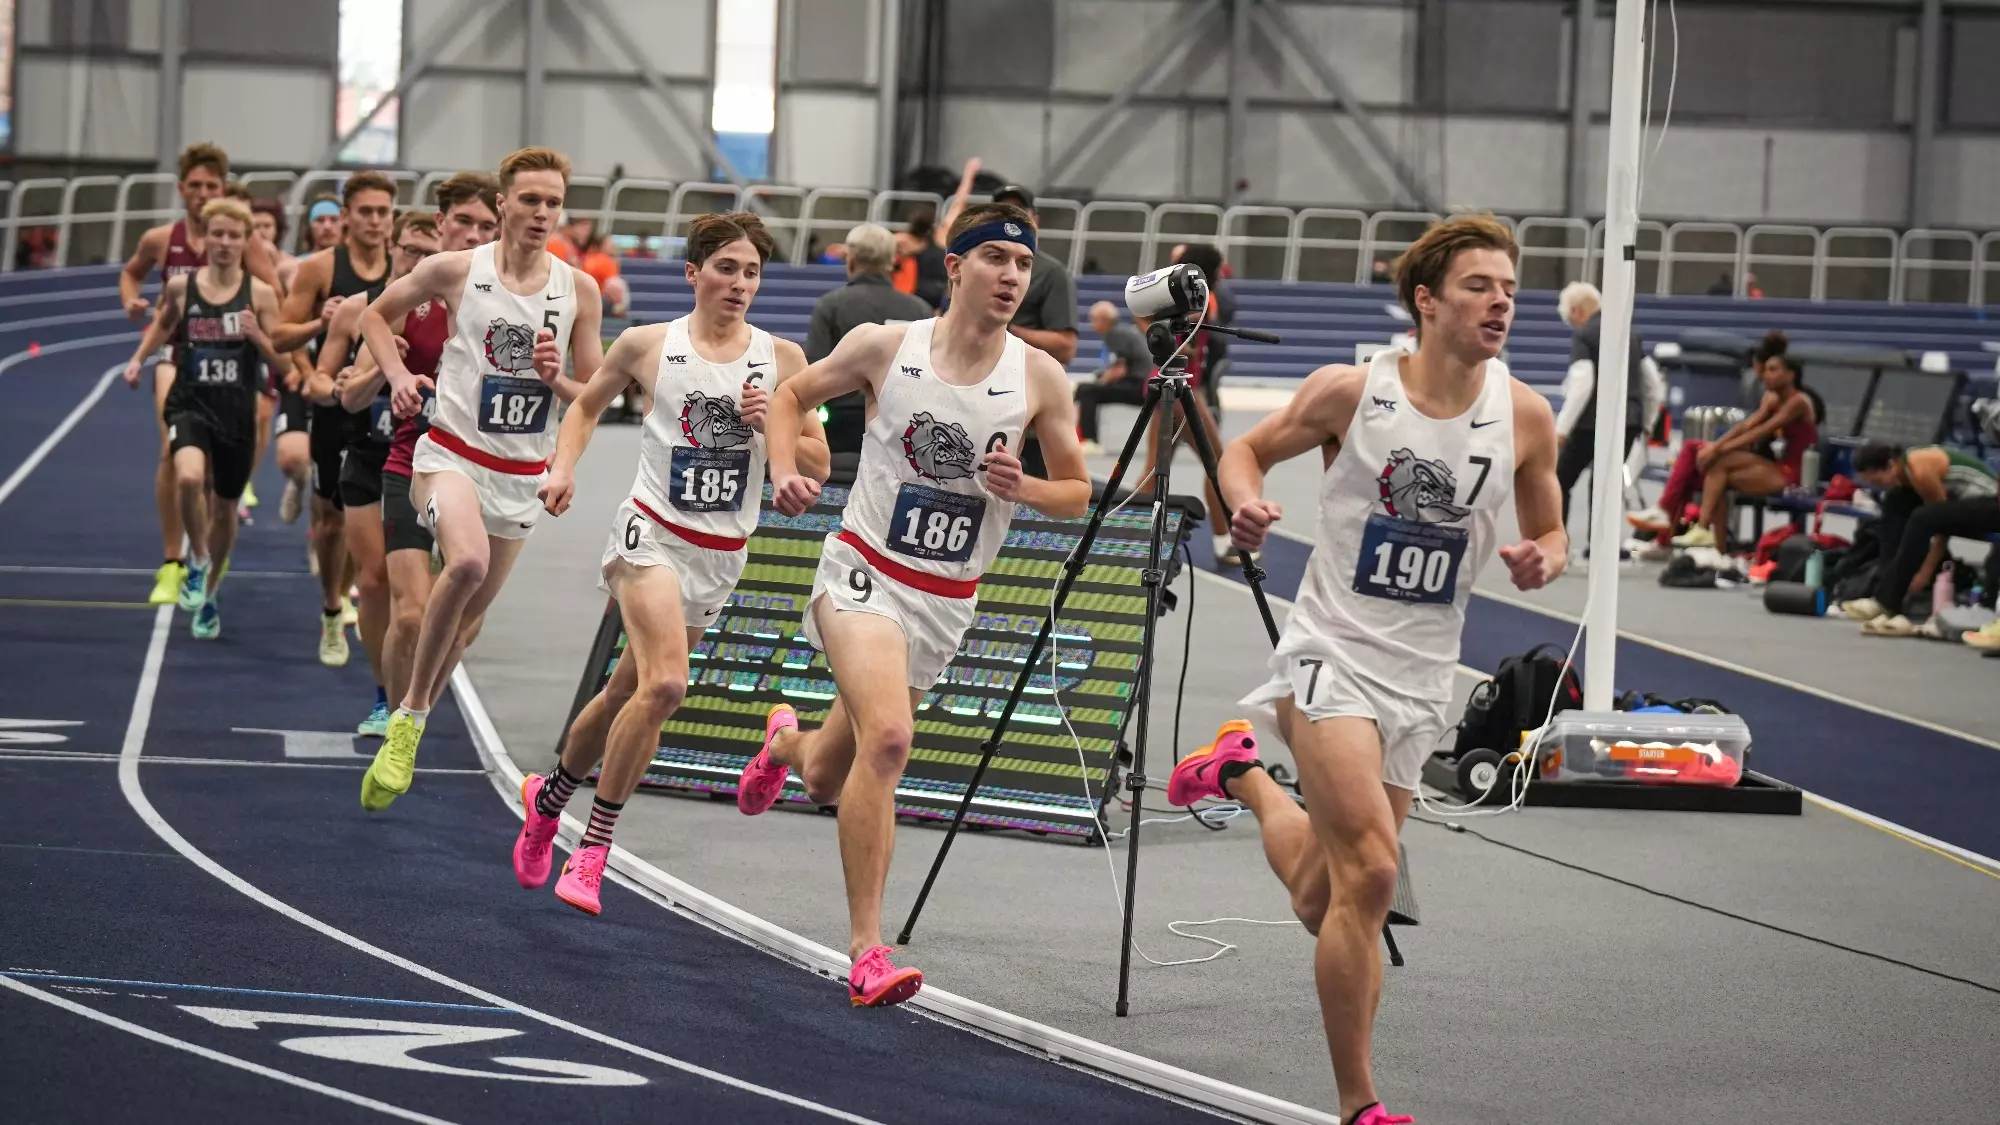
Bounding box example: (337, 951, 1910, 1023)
(341, 593, 359, 628)
(1670, 525, 1716, 549)
(320, 612, 350, 666)
(1860, 614, 1918, 637)
(280, 478, 304, 524)
(1626, 507, 1672, 533)
(1836, 598, 1884, 622)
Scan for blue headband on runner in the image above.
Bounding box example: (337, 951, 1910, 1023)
(307, 200, 342, 222)
(948, 218, 1036, 259)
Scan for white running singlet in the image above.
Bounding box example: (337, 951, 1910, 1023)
(841, 319, 1029, 584)
(430, 241, 577, 465)
(630, 315, 774, 541)
(1275, 347, 1517, 703)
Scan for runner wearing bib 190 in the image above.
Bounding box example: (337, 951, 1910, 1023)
(337, 172, 504, 731)
(1165, 215, 1567, 1125)
(512, 212, 831, 915)
(738, 202, 1092, 1008)
(355, 146, 604, 812)
(314, 211, 442, 737)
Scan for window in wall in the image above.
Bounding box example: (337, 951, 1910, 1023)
(712, 0, 777, 181)
(338, 0, 403, 165)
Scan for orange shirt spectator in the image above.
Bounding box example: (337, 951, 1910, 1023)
(579, 234, 621, 290)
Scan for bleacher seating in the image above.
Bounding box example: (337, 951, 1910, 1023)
(613, 258, 1998, 408)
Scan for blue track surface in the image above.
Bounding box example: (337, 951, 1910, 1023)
(0, 289, 1232, 1123)
(1194, 532, 2000, 859)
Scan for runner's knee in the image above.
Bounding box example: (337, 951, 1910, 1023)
(1329, 832, 1400, 919)
(853, 721, 913, 777)
(631, 669, 686, 717)
(441, 552, 488, 589)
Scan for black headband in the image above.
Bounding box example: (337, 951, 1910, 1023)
(948, 218, 1036, 259)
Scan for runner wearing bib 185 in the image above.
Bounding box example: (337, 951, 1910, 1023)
(512, 211, 831, 915)
(738, 202, 1092, 1008)
(355, 146, 604, 812)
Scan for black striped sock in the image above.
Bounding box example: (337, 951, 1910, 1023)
(580, 797, 624, 850)
(537, 763, 583, 819)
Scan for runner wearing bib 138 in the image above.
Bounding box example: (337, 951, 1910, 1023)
(513, 211, 831, 916)
(355, 146, 604, 813)
(737, 202, 1092, 1009)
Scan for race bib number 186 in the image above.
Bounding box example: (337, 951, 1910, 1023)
(1352, 513, 1467, 605)
(888, 482, 984, 564)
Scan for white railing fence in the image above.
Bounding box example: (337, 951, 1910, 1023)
(4, 168, 1996, 305)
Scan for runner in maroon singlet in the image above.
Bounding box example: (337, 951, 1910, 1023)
(337, 172, 502, 712)
(119, 144, 281, 605)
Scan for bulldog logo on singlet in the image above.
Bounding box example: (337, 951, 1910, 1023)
(413, 302, 431, 320)
(901, 412, 976, 482)
(679, 392, 752, 449)
(481, 319, 536, 373)
(1377, 448, 1470, 524)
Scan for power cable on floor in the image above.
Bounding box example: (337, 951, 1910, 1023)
(1411, 815, 2000, 998)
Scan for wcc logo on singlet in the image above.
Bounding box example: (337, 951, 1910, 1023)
(679, 392, 752, 449)
(481, 319, 537, 373)
(902, 412, 976, 482)
(1377, 448, 1469, 524)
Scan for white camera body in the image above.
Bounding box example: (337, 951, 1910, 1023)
(1123, 263, 1209, 321)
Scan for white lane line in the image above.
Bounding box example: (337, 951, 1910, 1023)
(452, 667, 1335, 1125)
(0, 565, 302, 578)
(0, 747, 486, 773)
(0, 362, 126, 507)
(113, 606, 882, 1125)
(0, 972, 461, 1125)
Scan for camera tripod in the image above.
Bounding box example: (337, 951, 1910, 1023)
(895, 314, 1396, 1014)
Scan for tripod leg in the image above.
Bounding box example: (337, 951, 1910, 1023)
(1115, 378, 1185, 1017)
(1383, 924, 1404, 968)
(895, 381, 1167, 947)
(1178, 389, 1284, 647)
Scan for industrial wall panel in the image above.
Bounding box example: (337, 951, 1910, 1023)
(775, 90, 876, 189)
(786, 0, 876, 85)
(940, 0, 1053, 93)
(1930, 135, 2000, 229)
(189, 0, 338, 64)
(182, 64, 335, 168)
(15, 55, 158, 160)
(545, 0, 711, 77)
(403, 74, 527, 172)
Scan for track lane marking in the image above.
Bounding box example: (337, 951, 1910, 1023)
(115, 605, 885, 1124)
(0, 361, 128, 507)
(0, 973, 515, 1014)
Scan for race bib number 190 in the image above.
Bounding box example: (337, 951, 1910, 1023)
(477, 375, 551, 435)
(1352, 513, 1467, 605)
(888, 482, 984, 564)
(669, 446, 751, 513)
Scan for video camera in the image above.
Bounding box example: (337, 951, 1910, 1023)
(1123, 262, 1210, 322)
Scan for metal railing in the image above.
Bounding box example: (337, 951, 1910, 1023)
(3, 168, 1996, 306)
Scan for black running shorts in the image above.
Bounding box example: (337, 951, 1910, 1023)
(308, 406, 352, 509)
(380, 471, 433, 554)
(274, 382, 311, 439)
(339, 442, 390, 508)
(166, 412, 255, 501)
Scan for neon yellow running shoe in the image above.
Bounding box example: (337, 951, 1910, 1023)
(360, 713, 423, 811)
(148, 562, 185, 606)
(241, 481, 259, 508)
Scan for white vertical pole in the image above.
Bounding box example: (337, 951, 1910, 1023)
(1582, 0, 1646, 712)
(875, 0, 903, 191)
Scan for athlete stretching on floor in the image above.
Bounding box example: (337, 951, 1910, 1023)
(513, 212, 830, 913)
(356, 147, 603, 811)
(338, 173, 503, 723)
(317, 211, 442, 735)
(120, 198, 288, 638)
(1167, 215, 1566, 1125)
(119, 142, 280, 606)
(740, 202, 1091, 1007)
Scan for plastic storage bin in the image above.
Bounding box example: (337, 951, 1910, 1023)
(1527, 711, 1752, 788)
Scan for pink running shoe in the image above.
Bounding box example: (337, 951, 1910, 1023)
(737, 704, 797, 815)
(848, 945, 923, 1008)
(554, 844, 607, 916)
(1166, 719, 1261, 806)
(1347, 1105, 1413, 1125)
(513, 774, 563, 889)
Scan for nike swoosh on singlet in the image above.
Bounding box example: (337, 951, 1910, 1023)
(987, 388, 1017, 396)
(1471, 419, 1501, 428)
(747, 361, 771, 368)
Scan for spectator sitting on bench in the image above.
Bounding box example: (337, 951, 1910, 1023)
(1074, 301, 1152, 456)
(1629, 331, 1822, 552)
(1837, 440, 1999, 638)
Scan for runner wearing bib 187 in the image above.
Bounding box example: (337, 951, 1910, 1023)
(355, 146, 604, 812)
(513, 211, 831, 915)
(740, 202, 1092, 1008)
(1168, 215, 1567, 1125)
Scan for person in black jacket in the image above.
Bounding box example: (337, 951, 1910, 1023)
(805, 223, 933, 464)
(1553, 281, 1658, 527)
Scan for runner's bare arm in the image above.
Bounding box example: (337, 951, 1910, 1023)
(1220, 363, 1362, 550)
(244, 280, 289, 372)
(308, 293, 366, 405)
(988, 350, 1090, 518)
(118, 226, 168, 319)
(767, 338, 831, 483)
(123, 275, 188, 386)
(768, 323, 902, 514)
(540, 323, 661, 517)
(363, 250, 472, 418)
(532, 266, 603, 404)
(1502, 382, 1567, 591)
(243, 237, 283, 297)
(273, 250, 332, 353)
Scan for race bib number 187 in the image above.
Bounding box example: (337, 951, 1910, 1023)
(888, 482, 984, 564)
(477, 375, 551, 435)
(1352, 513, 1467, 605)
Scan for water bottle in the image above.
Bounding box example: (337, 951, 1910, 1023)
(1804, 550, 1824, 588)
(1800, 446, 1821, 493)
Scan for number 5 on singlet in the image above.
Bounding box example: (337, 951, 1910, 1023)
(1352, 513, 1467, 605)
(888, 482, 983, 564)
(478, 375, 551, 435)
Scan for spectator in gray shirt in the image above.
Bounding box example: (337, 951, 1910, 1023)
(807, 223, 933, 457)
(1074, 302, 1153, 453)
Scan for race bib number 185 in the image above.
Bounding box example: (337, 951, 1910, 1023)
(888, 482, 984, 564)
(1352, 513, 1467, 605)
(477, 375, 551, 435)
(669, 446, 751, 513)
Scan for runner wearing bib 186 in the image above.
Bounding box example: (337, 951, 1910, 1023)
(739, 202, 1092, 1008)
(1167, 215, 1566, 1125)
(337, 172, 503, 730)
(314, 211, 443, 737)
(513, 211, 831, 915)
(355, 146, 604, 812)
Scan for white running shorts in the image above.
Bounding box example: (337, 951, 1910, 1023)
(802, 534, 976, 691)
(409, 433, 545, 541)
(599, 497, 749, 627)
(1239, 647, 1450, 792)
